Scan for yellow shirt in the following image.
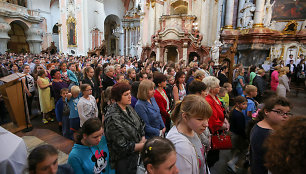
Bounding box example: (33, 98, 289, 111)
(221, 93, 229, 108)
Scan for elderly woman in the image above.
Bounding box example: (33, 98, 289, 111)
(194, 69, 206, 82)
(37, 69, 55, 124)
(153, 73, 171, 132)
(102, 65, 116, 90)
(104, 83, 146, 174)
(135, 80, 165, 138)
(203, 76, 229, 167)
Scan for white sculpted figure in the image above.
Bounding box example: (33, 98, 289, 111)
(240, 0, 256, 29)
(211, 36, 223, 64)
(263, 0, 275, 27)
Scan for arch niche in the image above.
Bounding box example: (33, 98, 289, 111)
(104, 15, 120, 56)
(188, 52, 200, 64)
(7, 21, 29, 54)
(166, 46, 178, 63)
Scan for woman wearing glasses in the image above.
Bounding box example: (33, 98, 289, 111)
(250, 96, 292, 174)
(77, 84, 98, 127)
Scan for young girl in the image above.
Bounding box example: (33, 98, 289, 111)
(227, 96, 248, 173)
(28, 144, 74, 174)
(166, 95, 212, 174)
(141, 137, 179, 174)
(68, 118, 115, 174)
(77, 84, 98, 127)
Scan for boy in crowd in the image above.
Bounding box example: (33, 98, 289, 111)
(242, 85, 258, 124)
(55, 88, 70, 139)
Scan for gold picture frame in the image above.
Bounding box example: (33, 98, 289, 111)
(67, 16, 77, 47)
(282, 20, 298, 35)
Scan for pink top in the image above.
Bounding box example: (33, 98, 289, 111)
(270, 70, 279, 91)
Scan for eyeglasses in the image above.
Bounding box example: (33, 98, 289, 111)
(85, 89, 92, 91)
(270, 109, 293, 117)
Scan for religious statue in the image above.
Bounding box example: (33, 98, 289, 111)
(263, 0, 275, 27)
(211, 35, 223, 64)
(240, 0, 256, 29)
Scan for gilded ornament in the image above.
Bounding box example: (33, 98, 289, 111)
(282, 20, 297, 35)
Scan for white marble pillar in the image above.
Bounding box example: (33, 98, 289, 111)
(0, 18, 11, 54)
(26, 24, 43, 54)
(156, 43, 160, 61)
(224, 0, 235, 29)
(253, 0, 265, 28)
(119, 28, 124, 56)
(237, 0, 245, 29)
(183, 42, 188, 65)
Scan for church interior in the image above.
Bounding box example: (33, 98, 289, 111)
(0, 0, 305, 66)
(0, 0, 306, 173)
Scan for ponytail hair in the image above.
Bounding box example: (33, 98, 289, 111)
(75, 118, 103, 144)
(171, 95, 212, 125)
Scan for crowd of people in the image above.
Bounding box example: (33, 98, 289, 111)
(0, 52, 306, 174)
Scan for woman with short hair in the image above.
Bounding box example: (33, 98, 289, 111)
(135, 80, 166, 138)
(153, 73, 171, 132)
(203, 76, 229, 167)
(104, 82, 146, 174)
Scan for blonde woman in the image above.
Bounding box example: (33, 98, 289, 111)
(135, 80, 165, 138)
(37, 69, 55, 124)
(276, 67, 290, 97)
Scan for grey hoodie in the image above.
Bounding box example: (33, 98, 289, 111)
(166, 126, 199, 174)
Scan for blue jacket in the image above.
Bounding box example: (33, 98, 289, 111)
(68, 136, 115, 174)
(135, 97, 165, 138)
(61, 69, 79, 85)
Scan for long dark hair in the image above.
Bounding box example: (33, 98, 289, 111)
(75, 118, 103, 144)
(174, 71, 185, 87)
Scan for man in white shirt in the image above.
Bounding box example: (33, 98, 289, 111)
(286, 54, 295, 65)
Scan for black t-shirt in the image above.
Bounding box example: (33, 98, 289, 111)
(250, 124, 271, 174)
(229, 109, 246, 137)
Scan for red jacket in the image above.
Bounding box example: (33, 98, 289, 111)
(206, 95, 225, 134)
(154, 89, 170, 125)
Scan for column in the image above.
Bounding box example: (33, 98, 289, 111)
(119, 27, 124, 56)
(156, 42, 160, 61)
(237, 0, 245, 29)
(26, 24, 43, 54)
(183, 42, 188, 65)
(0, 18, 11, 54)
(253, 0, 265, 28)
(224, 0, 235, 29)
(164, 48, 168, 63)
